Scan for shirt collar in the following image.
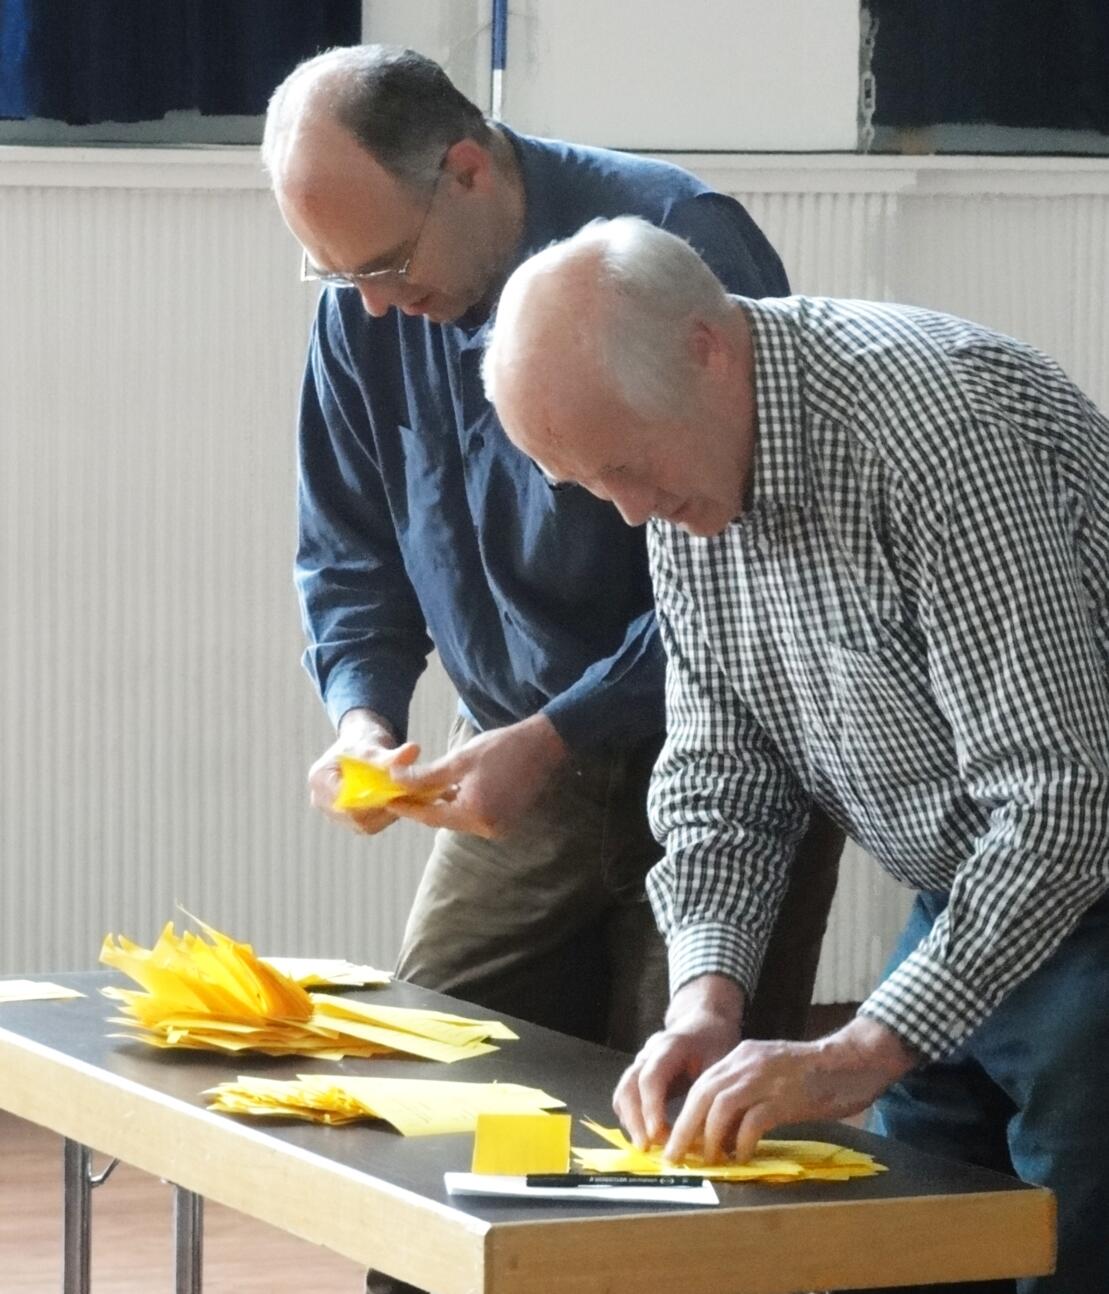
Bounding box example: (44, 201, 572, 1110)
(739, 296, 813, 512)
(454, 126, 544, 343)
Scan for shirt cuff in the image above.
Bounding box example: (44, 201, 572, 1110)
(319, 668, 413, 743)
(542, 687, 664, 753)
(857, 947, 994, 1061)
(666, 919, 765, 1002)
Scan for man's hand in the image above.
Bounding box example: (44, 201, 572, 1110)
(614, 975, 745, 1152)
(386, 713, 570, 839)
(658, 1012, 916, 1166)
(307, 707, 417, 836)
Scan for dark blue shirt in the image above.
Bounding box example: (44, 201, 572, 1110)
(295, 128, 787, 750)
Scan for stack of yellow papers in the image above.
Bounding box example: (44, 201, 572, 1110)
(573, 1121, 886, 1182)
(100, 920, 516, 1061)
(205, 1075, 564, 1135)
(333, 755, 443, 811)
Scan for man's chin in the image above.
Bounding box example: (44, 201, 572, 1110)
(673, 505, 732, 538)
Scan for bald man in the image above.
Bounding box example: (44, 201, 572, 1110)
(484, 215, 1109, 1294)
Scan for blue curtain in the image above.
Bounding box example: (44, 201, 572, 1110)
(0, 0, 360, 124)
(869, 0, 1109, 135)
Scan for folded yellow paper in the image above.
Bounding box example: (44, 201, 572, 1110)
(471, 1112, 572, 1174)
(206, 1075, 564, 1136)
(101, 919, 514, 1062)
(573, 1121, 886, 1183)
(333, 755, 442, 811)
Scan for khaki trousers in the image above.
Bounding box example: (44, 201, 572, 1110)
(395, 717, 843, 1050)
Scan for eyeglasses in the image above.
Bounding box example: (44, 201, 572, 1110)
(300, 163, 445, 289)
(536, 464, 575, 493)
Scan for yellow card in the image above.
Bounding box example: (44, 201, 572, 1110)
(472, 1112, 572, 1174)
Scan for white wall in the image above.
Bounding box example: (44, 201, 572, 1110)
(364, 0, 860, 149)
(6, 149, 1109, 1002)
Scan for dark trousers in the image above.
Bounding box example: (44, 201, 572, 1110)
(857, 889, 1109, 1294)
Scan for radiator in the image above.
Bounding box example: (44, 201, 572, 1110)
(2, 150, 1107, 1004)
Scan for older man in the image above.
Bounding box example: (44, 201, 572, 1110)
(262, 47, 841, 1072)
(484, 216, 1109, 1294)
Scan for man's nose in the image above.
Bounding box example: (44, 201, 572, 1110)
(608, 482, 656, 528)
(355, 281, 394, 318)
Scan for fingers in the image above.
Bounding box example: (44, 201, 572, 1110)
(307, 733, 412, 835)
(388, 795, 495, 838)
(732, 1103, 777, 1165)
(382, 742, 421, 769)
(613, 1034, 697, 1151)
(613, 1056, 652, 1151)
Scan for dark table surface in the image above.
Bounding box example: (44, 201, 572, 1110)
(0, 968, 1037, 1225)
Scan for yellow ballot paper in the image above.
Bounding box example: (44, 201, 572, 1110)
(101, 918, 515, 1062)
(333, 755, 443, 811)
(206, 1075, 565, 1136)
(260, 958, 391, 989)
(471, 1112, 572, 1174)
(573, 1121, 886, 1183)
(0, 979, 84, 1003)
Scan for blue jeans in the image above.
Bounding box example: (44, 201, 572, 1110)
(863, 889, 1109, 1294)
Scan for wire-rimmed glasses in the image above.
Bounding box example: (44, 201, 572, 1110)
(299, 162, 445, 289)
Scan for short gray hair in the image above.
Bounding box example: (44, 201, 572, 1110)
(484, 216, 733, 421)
(262, 44, 491, 187)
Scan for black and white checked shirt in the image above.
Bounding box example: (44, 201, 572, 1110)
(646, 295, 1109, 1060)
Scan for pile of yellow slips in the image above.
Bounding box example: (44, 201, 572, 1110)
(100, 920, 516, 1062)
(206, 1075, 564, 1135)
(573, 1121, 886, 1182)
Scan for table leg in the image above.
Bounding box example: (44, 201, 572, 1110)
(62, 1140, 91, 1294)
(173, 1184, 204, 1293)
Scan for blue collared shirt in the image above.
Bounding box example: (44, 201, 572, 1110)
(295, 128, 787, 749)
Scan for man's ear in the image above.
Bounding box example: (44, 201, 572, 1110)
(688, 319, 723, 371)
(442, 137, 494, 193)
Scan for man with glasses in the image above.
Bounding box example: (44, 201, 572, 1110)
(261, 47, 843, 1230)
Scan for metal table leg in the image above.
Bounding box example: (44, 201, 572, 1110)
(62, 1140, 118, 1294)
(62, 1140, 91, 1294)
(173, 1184, 204, 1293)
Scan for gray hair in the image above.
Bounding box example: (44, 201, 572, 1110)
(262, 44, 491, 187)
(484, 216, 734, 421)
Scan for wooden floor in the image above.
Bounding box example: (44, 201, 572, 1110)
(0, 1007, 858, 1291)
(0, 1111, 364, 1293)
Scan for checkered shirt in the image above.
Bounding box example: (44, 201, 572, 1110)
(646, 295, 1109, 1060)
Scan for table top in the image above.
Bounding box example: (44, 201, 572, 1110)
(0, 970, 1054, 1293)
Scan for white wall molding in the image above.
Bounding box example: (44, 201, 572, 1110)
(4, 145, 1107, 197)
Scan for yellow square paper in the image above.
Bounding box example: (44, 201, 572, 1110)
(471, 1112, 572, 1175)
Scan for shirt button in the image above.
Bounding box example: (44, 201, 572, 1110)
(471, 432, 485, 451)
